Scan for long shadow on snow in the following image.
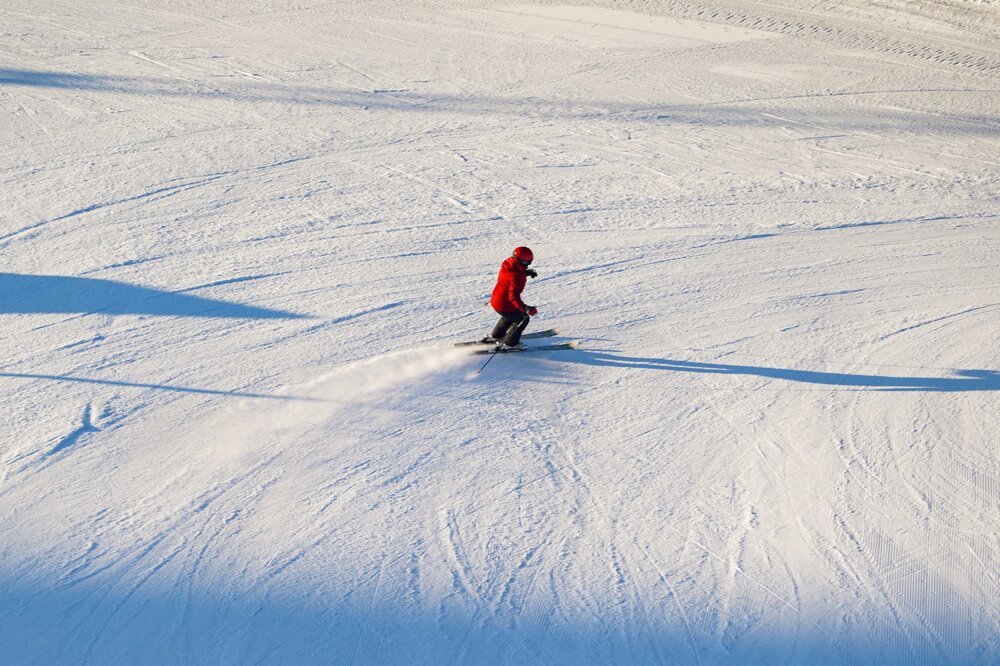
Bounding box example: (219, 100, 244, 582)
(0, 371, 318, 401)
(1, 68, 996, 137)
(558, 351, 1000, 392)
(0, 273, 307, 319)
(0, 576, 980, 665)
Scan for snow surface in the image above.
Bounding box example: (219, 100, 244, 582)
(2, 0, 999, 663)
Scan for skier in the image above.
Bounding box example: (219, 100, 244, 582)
(488, 246, 538, 350)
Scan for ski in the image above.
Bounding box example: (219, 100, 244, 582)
(522, 328, 560, 339)
(454, 328, 559, 346)
(471, 341, 578, 355)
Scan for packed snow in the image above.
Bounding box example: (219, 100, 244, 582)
(2, 0, 998, 663)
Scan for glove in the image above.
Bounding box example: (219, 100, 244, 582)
(526, 269, 538, 279)
(524, 305, 538, 316)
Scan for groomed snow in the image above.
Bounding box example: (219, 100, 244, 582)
(2, 0, 998, 663)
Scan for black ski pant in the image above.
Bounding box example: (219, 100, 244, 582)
(491, 310, 529, 346)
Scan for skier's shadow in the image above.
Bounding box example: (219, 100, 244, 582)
(0, 273, 306, 319)
(560, 350, 1000, 392)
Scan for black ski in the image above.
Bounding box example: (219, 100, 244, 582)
(454, 328, 559, 346)
(471, 341, 578, 355)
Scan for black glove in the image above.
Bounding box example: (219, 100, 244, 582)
(524, 305, 538, 316)
(526, 269, 538, 279)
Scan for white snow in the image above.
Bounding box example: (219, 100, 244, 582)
(2, 0, 998, 663)
(452, 6, 778, 48)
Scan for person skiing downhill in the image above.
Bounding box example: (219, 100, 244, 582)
(488, 246, 538, 350)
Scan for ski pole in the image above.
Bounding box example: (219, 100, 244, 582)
(477, 314, 529, 374)
(476, 347, 499, 374)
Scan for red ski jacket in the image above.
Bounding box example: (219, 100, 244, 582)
(490, 256, 528, 313)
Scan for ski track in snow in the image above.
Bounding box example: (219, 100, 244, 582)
(2, 0, 999, 663)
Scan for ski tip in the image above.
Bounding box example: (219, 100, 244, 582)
(567, 340, 579, 348)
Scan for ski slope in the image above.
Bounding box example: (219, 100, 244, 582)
(2, 0, 998, 663)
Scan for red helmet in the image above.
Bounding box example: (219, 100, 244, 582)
(513, 246, 534, 264)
